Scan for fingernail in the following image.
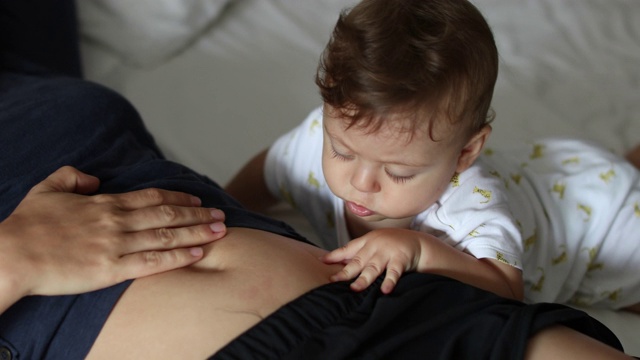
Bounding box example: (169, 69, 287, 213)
(210, 209, 224, 220)
(209, 222, 225, 233)
(191, 196, 202, 206)
(190, 247, 204, 257)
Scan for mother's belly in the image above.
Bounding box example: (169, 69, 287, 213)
(87, 228, 341, 359)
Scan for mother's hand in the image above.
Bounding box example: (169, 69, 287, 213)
(0, 166, 226, 313)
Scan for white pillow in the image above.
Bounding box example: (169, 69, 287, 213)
(78, 0, 232, 67)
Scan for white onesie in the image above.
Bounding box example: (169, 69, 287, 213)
(264, 106, 640, 308)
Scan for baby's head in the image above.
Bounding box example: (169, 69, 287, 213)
(316, 0, 498, 224)
(316, 0, 498, 141)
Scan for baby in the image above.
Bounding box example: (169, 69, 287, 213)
(226, 0, 640, 312)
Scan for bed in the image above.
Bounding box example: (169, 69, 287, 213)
(77, 0, 640, 355)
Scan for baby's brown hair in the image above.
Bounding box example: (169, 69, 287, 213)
(316, 0, 498, 139)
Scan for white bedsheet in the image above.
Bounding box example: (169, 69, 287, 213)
(79, 0, 640, 354)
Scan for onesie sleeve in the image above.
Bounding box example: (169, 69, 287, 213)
(264, 106, 325, 208)
(417, 162, 524, 269)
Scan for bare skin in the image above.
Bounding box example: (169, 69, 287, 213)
(524, 325, 632, 360)
(87, 228, 343, 359)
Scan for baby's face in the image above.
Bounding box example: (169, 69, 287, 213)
(321, 105, 468, 225)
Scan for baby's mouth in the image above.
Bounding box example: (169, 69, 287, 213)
(345, 201, 374, 217)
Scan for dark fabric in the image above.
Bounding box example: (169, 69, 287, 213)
(213, 274, 623, 360)
(0, 0, 82, 77)
(0, 74, 306, 240)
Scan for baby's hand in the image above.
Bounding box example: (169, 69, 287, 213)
(321, 228, 422, 294)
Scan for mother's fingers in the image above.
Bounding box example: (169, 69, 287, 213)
(100, 187, 204, 210)
(123, 223, 227, 254)
(115, 247, 207, 281)
(115, 205, 225, 232)
(33, 165, 101, 194)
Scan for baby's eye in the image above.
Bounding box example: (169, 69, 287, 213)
(331, 148, 352, 161)
(385, 169, 414, 184)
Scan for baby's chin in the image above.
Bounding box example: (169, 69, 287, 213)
(341, 199, 417, 225)
(363, 214, 416, 229)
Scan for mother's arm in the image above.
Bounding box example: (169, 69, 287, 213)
(0, 166, 227, 314)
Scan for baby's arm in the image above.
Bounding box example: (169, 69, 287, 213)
(225, 148, 280, 213)
(322, 228, 523, 300)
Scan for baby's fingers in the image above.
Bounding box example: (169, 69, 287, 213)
(348, 260, 385, 292)
(322, 241, 365, 264)
(330, 256, 366, 282)
(380, 262, 405, 294)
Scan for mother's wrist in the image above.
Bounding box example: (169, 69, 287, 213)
(0, 223, 32, 314)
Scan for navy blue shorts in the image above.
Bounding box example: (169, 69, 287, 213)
(212, 275, 623, 359)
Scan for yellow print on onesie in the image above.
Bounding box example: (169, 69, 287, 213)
(551, 244, 567, 265)
(307, 171, 321, 189)
(577, 204, 592, 222)
(495, 252, 512, 266)
(551, 181, 566, 199)
(468, 224, 485, 237)
(562, 157, 580, 166)
(450, 173, 460, 187)
(309, 118, 321, 135)
(510, 173, 522, 185)
(569, 295, 591, 307)
(599, 167, 616, 184)
(523, 230, 537, 252)
(529, 144, 545, 160)
(602, 288, 623, 303)
(472, 186, 492, 204)
(584, 247, 605, 273)
(530, 267, 545, 292)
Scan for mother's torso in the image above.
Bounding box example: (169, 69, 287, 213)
(87, 227, 341, 359)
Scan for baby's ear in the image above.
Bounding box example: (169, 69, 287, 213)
(456, 125, 492, 172)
